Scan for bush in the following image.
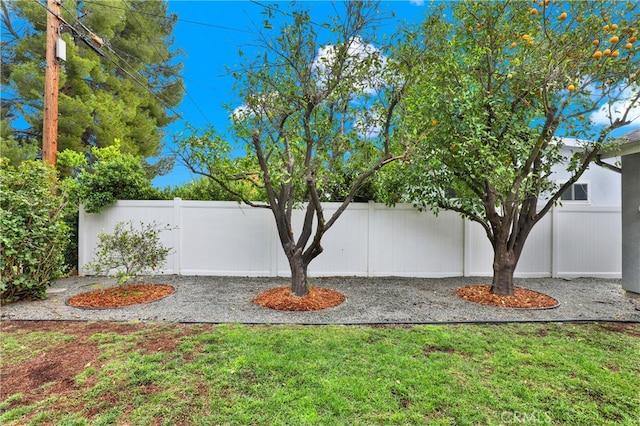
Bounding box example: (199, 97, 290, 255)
(59, 144, 160, 214)
(85, 221, 173, 285)
(74, 153, 159, 213)
(0, 160, 69, 302)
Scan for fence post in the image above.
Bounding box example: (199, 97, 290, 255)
(367, 201, 376, 277)
(551, 204, 559, 278)
(77, 204, 87, 275)
(173, 197, 182, 275)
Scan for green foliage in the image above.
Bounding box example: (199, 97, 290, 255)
(0, 160, 69, 302)
(394, 1, 639, 217)
(177, 2, 428, 295)
(60, 143, 159, 213)
(178, 2, 419, 209)
(160, 176, 257, 202)
(0, 120, 39, 166)
(1, 0, 183, 170)
(381, 1, 640, 292)
(85, 221, 172, 285)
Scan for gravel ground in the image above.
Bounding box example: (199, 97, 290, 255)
(2, 275, 639, 324)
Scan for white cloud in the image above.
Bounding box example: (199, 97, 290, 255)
(311, 36, 389, 94)
(231, 105, 252, 122)
(590, 86, 640, 126)
(409, 0, 425, 5)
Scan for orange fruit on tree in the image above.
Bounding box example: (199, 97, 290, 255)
(593, 39, 600, 45)
(625, 42, 633, 49)
(630, 36, 638, 43)
(610, 36, 619, 43)
(603, 24, 610, 31)
(559, 12, 567, 20)
(593, 50, 603, 58)
(510, 42, 517, 49)
(530, 8, 538, 14)
(567, 84, 575, 91)
(612, 49, 619, 57)
(603, 48, 611, 55)
(611, 24, 618, 30)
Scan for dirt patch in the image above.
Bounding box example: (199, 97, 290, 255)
(0, 321, 209, 420)
(598, 322, 640, 337)
(66, 283, 175, 309)
(456, 285, 559, 309)
(253, 286, 346, 311)
(1, 322, 105, 408)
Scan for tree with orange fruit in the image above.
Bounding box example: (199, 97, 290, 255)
(383, 0, 639, 295)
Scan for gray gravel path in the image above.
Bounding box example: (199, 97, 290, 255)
(2, 275, 639, 324)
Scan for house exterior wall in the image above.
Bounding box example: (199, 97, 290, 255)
(621, 153, 640, 294)
(550, 146, 621, 206)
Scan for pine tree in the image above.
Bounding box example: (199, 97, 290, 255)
(1, 0, 183, 169)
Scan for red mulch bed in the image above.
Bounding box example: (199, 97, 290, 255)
(66, 283, 175, 309)
(253, 286, 346, 311)
(456, 285, 559, 309)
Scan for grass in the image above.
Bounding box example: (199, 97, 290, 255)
(2, 322, 639, 425)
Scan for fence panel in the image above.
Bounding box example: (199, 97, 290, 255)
(78, 199, 621, 278)
(553, 206, 621, 278)
(370, 205, 464, 277)
(179, 201, 277, 276)
(464, 214, 553, 277)
(78, 201, 177, 275)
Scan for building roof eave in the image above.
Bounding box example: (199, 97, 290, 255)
(599, 128, 640, 159)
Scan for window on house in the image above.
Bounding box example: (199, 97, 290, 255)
(561, 183, 589, 201)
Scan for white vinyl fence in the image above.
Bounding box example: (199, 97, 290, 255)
(78, 199, 621, 278)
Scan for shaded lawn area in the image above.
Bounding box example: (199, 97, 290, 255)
(1, 321, 639, 425)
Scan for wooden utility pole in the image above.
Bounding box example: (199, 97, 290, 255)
(42, 0, 61, 167)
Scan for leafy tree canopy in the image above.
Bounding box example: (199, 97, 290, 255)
(381, 0, 639, 294)
(1, 0, 183, 172)
(178, 1, 428, 295)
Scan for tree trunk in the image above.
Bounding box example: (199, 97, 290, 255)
(289, 253, 310, 297)
(491, 244, 518, 296)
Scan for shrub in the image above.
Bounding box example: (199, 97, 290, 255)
(59, 144, 160, 214)
(85, 221, 173, 285)
(0, 160, 69, 302)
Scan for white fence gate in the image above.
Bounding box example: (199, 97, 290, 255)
(78, 200, 621, 278)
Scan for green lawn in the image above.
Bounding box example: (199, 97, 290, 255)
(1, 322, 638, 425)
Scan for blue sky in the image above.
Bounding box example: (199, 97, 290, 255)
(153, 0, 639, 188)
(153, 0, 427, 188)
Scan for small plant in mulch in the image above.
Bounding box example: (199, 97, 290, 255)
(68, 221, 175, 309)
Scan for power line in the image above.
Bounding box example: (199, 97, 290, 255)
(121, 0, 212, 126)
(35, 0, 188, 125)
(89, 0, 252, 34)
